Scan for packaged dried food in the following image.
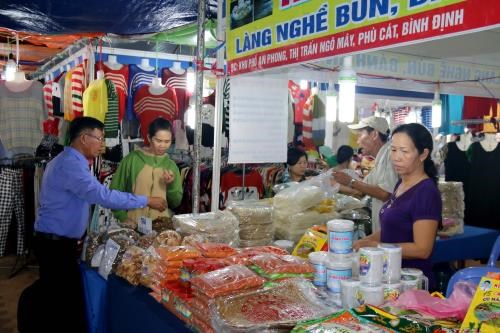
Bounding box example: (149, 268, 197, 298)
(152, 216, 173, 232)
(181, 234, 206, 247)
(211, 278, 332, 332)
(226, 246, 289, 266)
(190, 265, 265, 298)
(238, 238, 273, 248)
(98, 234, 136, 279)
(173, 211, 239, 247)
(238, 223, 274, 240)
(84, 233, 103, 264)
(153, 230, 182, 247)
(250, 254, 315, 275)
(136, 232, 157, 249)
(194, 242, 237, 258)
(140, 248, 161, 288)
(227, 199, 273, 217)
(116, 245, 145, 286)
(273, 184, 325, 215)
(155, 245, 201, 261)
(181, 258, 230, 283)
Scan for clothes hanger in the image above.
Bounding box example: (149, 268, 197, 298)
(138, 58, 154, 71)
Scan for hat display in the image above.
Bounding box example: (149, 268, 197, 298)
(348, 116, 390, 135)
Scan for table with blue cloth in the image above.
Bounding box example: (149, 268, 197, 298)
(432, 225, 499, 263)
(80, 264, 191, 333)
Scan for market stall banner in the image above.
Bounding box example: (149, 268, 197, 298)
(226, 0, 500, 75)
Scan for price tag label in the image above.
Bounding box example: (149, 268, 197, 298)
(138, 216, 153, 235)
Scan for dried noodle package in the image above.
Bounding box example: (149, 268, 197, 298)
(173, 211, 239, 247)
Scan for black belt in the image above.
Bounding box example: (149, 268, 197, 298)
(35, 231, 76, 241)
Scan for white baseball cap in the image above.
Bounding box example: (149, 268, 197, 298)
(348, 116, 390, 135)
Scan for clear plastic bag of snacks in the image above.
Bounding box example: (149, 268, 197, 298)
(98, 234, 136, 279)
(211, 278, 333, 332)
(116, 245, 145, 285)
(250, 254, 315, 275)
(194, 242, 237, 258)
(155, 245, 201, 261)
(173, 211, 239, 247)
(190, 265, 266, 298)
(153, 230, 182, 247)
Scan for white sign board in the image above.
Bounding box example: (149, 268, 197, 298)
(229, 77, 288, 164)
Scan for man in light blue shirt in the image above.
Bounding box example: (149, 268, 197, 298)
(31, 117, 166, 332)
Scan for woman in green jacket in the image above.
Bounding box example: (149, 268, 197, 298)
(110, 118, 183, 226)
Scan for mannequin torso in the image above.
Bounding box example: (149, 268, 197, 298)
(169, 61, 185, 75)
(149, 78, 168, 95)
(480, 133, 498, 152)
(138, 58, 154, 71)
(104, 55, 123, 70)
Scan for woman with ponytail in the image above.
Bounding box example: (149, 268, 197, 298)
(354, 123, 442, 288)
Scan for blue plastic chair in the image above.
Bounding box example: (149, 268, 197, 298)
(445, 235, 500, 297)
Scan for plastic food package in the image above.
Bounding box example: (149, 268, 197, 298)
(152, 216, 173, 232)
(182, 258, 230, 279)
(273, 184, 325, 215)
(84, 233, 103, 264)
(181, 234, 207, 247)
(173, 211, 239, 247)
(136, 232, 157, 249)
(438, 181, 465, 237)
(226, 246, 289, 265)
(238, 238, 273, 248)
(190, 264, 265, 298)
(155, 245, 201, 261)
(194, 242, 237, 258)
(153, 230, 182, 247)
(98, 234, 136, 279)
(226, 200, 275, 244)
(250, 254, 314, 274)
(291, 310, 396, 333)
(116, 246, 146, 285)
(140, 248, 161, 288)
(333, 193, 366, 211)
(211, 278, 333, 332)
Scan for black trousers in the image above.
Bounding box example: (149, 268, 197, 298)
(22, 234, 87, 333)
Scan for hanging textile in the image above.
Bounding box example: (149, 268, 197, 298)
(466, 142, 500, 230)
(312, 94, 325, 147)
(127, 64, 156, 121)
(63, 70, 74, 121)
(83, 79, 108, 123)
(70, 62, 88, 119)
(96, 61, 129, 121)
(162, 68, 189, 122)
(0, 168, 25, 256)
(441, 95, 464, 134)
(222, 77, 230, 139)
(104, 80, 119, 138)
(462, 96, 497, 132)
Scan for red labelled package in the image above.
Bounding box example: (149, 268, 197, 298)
(190, 264, 265, 298)
(250, 254, 314, 274)
(226, 246, 290, 265)
(194, 242, 237, 258)
(156, 245, 201, 261)
(183, 257, 230, 275)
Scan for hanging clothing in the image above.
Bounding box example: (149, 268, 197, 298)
(312, 94, 326, 147)
(222, 77, 230, 139)
(127, 64, 156, 121)
(52, 72, 65, 118)
(42, 80, 60, 136)
(133, 85, 178, 142)
(441, 95, 464, 134)
(466, 142, 500, 230)
(83, 79, 108, 123)
(104, 80, 119, 138)
(173, 120, 189, 150)
(420, 106, 432, 131)
(0, 168, 25, 256)
(0, 81, 45, 154)
(220, 169, 265, 207)
(462, 96, 497, 132)
(288, 80, 310, 124)
(63, 70, 74, 121)
(443, 141, 470, 223)
(70, 62, 87, 119)
(161, 68, 189, 123)
(302, 95, 314, 149)
(96, 61, 129, 121)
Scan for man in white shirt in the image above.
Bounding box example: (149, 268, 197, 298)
(332, 116, 398, 233)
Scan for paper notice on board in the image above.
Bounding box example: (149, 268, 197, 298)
(229, 77, 288, 164)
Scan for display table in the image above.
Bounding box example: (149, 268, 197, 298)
(80, 264, 191, 333)
(432, 226, 499, 263)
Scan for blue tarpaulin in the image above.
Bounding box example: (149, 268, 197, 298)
(0, 0, 218, 35)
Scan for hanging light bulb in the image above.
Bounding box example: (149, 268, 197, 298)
(5, 53, 17, 82)
(432, 89, 442, 128)
(326, 82, 337, 122)
(299, 80, 308, 90)
(338, 56, 356, 123)
(186, 66, 195, 94)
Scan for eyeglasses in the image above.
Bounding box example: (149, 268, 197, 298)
(83, 132, 104, 143)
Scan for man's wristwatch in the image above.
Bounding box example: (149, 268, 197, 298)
(348, 178, 356, 188)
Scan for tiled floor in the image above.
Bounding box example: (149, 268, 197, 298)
(0, 256, 39, 333)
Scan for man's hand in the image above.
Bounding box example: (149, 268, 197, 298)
(162, 170, 175, 185)
(332, 171, 352, 186)
(147, 197, 167, 211)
